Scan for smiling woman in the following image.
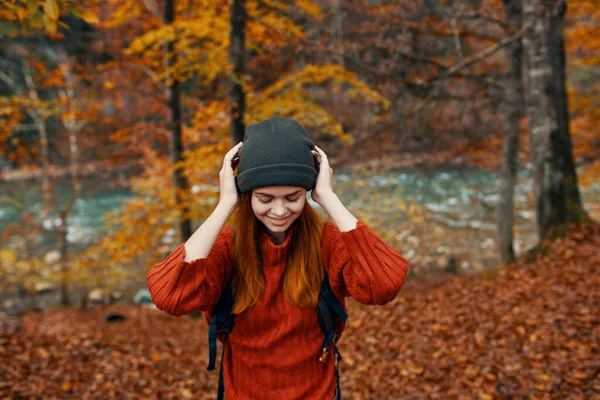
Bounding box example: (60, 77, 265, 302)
(251, 186, 307, 243)
(146, 116, 409, 400)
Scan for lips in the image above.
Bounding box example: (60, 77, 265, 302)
(268, 216, 288, 226)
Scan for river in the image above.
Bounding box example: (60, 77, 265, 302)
(1, 165, 599, 277)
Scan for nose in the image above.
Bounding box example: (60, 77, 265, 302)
(272, 201, 288, 217)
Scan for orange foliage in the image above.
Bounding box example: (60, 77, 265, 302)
(86, 0, 390, 267)
(565, 0, 600, 184)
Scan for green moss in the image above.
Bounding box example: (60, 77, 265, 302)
(525, 243, 552, 263)
(548, 224, 571, 240)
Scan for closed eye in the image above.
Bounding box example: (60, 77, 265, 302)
(259, 197, 300, 204)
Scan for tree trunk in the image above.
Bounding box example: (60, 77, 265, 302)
(80, 288, 89, 311)
(24, 71, 51, 206)
(57, 58, 84, 308)
(58, 213, 70, 307)
(498, 0, 523, 264)
(163, 0, 192, 242)
(25, 68, 72, 306)
(331, 0, 345, 122)
(548, 1, 589, 223)
(521, 0, 567, 241)
(39, 117, 71, 307)
(229, 0, 246, 143)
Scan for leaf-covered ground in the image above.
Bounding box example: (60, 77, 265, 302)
(2, 223, 599, 399)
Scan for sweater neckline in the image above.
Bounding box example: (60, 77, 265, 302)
(261, 223, 295, 249)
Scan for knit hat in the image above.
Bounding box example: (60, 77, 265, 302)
(235, 116, 317, 194)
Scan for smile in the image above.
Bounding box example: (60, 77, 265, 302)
(269, 216, 288, 226)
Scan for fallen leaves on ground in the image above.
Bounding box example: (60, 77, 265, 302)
(1, 223, 599, 399)
(341, 222, 600, 399)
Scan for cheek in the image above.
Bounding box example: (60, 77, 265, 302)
(251, 201, 269, 215)
(290, 199, 306, 213)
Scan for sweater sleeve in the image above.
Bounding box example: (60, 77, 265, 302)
(146, 224, 234, 316)
(322, 220, 409, 305)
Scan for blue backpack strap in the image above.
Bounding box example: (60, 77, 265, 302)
(207, 314, 219, 371)
(206, 278, 236, 372)
(217, 336, 227, 400)
(316, 272, 348, 351)
(334, 345, 342, 400)
(315, 271, 348, 399)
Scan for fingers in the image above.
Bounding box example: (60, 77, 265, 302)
(311, 145, 331, 171)
(222, 142, 243, 170)
(312, 145, 326, 159)
(311, 150, 320, 165)
(232, 156, 240, 169)
(311, 146, 322, 162)
(225, 141, 243, 161)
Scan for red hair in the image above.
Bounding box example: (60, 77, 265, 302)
(230, 192, 324, 314)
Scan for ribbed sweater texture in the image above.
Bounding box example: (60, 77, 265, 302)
(147, 220, 409, 399)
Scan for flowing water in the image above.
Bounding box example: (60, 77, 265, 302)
(2, 165, 599, 276)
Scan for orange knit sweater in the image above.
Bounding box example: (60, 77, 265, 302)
(147, 220, 408, 399)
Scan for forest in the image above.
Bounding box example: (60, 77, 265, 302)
(1, 0, 599, 398)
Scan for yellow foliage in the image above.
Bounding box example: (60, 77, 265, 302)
(245, 64, 388, 143)
(94, 0, 388, 268)
(0, 0, 97, 37)
(44, 0, 59, 21)
(247, 1, 308, 47)
(95, 146, 222, 267)
(259, 64, 389, 108)
(80, 9, 99, 24)
(249, 92, 351, 143)
(102, 0, 158, 29)
(123, 5, 230, 84)
(119, 0, 319, 85)
(0, 246, 65, 294)
(0, 97, 23, 150)
(0, 248, 17, 269)
(293, 0, 323, 18)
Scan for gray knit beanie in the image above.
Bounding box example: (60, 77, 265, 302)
(235, 116, 317, 194)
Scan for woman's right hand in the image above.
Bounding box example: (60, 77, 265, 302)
(219, 141, 243, 211)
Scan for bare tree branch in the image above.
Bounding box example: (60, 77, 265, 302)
(460, 13, 509, 30)
(141, 0, 162, 20)
(0, 69, 16, 89)
(421, 30, 523, 86)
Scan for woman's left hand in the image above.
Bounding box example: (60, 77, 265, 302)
(311, 145, 335, 205)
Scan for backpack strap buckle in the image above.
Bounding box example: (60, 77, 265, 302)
(319, 346, 329, 363)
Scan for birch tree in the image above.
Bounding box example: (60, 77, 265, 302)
(497, 0, 523, 263)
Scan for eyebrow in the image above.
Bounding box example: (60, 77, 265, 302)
(255, 190, 303, 197)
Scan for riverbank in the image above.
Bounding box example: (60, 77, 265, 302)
(0, 160, 141, 183)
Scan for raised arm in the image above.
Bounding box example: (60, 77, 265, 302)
(322, 219, 409, 305)
(310, 146, 408, 305)
(146, 204, 235, 316)
(184, 202, 236, 261)
(147, 142, 243, 316)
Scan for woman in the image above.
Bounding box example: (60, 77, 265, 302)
(147, 116, 409, 399)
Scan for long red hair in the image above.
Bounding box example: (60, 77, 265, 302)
(230, 192, 325, 314)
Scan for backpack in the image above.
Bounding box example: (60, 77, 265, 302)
(206, 271, 348, 400)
